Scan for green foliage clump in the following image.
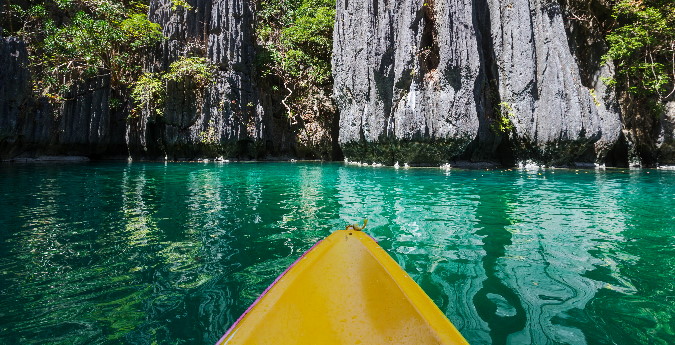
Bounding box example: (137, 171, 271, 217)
(279, 4, 334, 84)
(589, 88, 601, 106)
(131, 72, 164, 116)
(131, 56, 215, 117)
(603, 0, 675, 100)
(163, 57, 214, 86)
(256, 0, 336, 158)
(170, 0, 193, 11)
(3, 1, 163, 103)
(492, 102, 516, 134)
(257, 0, 335, 105)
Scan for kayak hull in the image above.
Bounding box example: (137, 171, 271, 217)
(217, 230, 468, 344)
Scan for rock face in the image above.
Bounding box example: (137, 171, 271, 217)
(128, 0, 257, 158)
(333, 0, 624, 166)
(487, 0, 614, 165)
(0, 37, 31, 153)
(0, 37, 126, 159)
(657, 101, 675, 165)
(334, 0, 483, 165)
(0, 0, 670, 165)
(1, 0, 294, 161)
(128, 0, 293, 160)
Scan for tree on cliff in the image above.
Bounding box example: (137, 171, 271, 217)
(604, 0, 675, 103)
(256, 0, 337, 157)
(2, 0, 162, 106)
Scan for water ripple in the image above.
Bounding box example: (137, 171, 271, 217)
(0, 163, 673, 344)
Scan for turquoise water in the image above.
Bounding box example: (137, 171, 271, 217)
(0, 162, 673, 345)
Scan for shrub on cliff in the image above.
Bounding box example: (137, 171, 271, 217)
(131, 56, 215, 118)
(603, 0, 675, 102)
(256, 0, 337, 159)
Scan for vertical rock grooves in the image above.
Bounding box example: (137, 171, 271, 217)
(562, 0, 675, 166)
(127, 0, 239, 159)
(468, 0, 514, 165)
(334, 0, 623, 166)
(658, 102, 675, 165)
(334, 0, 481, 165)
(0, 37, 31, 158)
(127, 0, 268, 160)
(1, 0, 667, 165)
(0, 36, 126, 160)
(560, 0, 624, 165)
(483, 0, 604, 165)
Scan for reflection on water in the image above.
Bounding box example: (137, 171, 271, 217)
(473, 182, 526, 345)
(0, 163, 674, 344)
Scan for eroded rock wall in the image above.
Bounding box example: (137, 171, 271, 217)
(1, 0, 670, 165)
(334, 0, 483, 165)
(128, 0, 265, 159)
(488, 0, 608, 164)
(657, 101, 675, 165)
(0, 37, 31, 155)
(333, 0, 624, 166)
(0, 37, 125, 159)
(1, 0, 308, 161)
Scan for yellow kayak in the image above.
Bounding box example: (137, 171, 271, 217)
(216, 227, 469, 344)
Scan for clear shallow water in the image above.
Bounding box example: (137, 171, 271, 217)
(0, 162, 673, 345)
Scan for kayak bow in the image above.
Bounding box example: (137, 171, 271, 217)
(217, 229, 469, 344)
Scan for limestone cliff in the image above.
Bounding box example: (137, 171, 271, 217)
(334, 0, 625, 166)
(0, 37, 31, 153)
(1, 0, 297, 161)
(333, 0, 483, 165)
(658, 102, 675, 164)
(0, 36, 126, 160)
(1, 0, 673, 165)
(487, 0, 616, 165)
(128, 0, 269, 159)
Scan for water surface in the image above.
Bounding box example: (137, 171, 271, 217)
(1, 162, 673, 344)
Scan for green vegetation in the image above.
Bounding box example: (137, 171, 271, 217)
(131, 72, 164, 116)
(254, 0, 337, 158)
(603, 0, 675, 101)
(170, 0, 193, 11)
(492, 102, 515, 134)
(8, 0, 668, 151)
(589, 88, 601, 106)
(2, 0, 335, 156)
(4, 1, 163, 103)
(3, 1, 216, 118)
(131, 57, 215, 117)
(256, 0, 335, 122)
